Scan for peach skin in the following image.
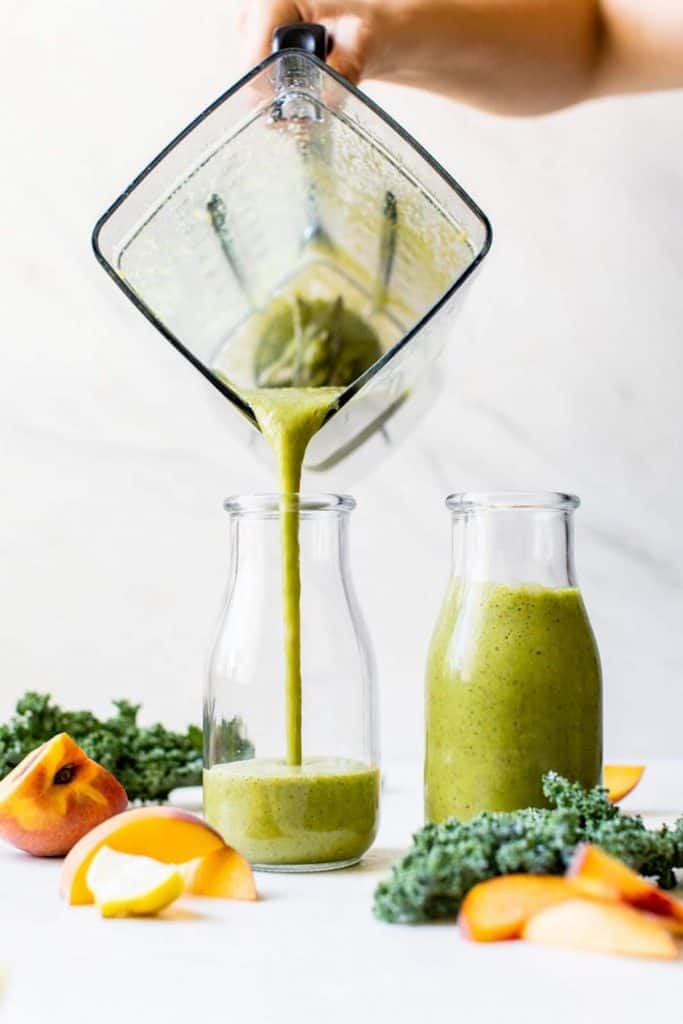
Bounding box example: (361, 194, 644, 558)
(603, 765, 645, 803)
(0, 733, 127, 856)
(567, 843, 683, 924)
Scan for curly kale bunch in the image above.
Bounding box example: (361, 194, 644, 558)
(373, 772, 683, 924)
(0, 692, 253, 803)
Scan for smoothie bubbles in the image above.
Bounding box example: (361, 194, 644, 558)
(425, 492, 602, 823)
(204, 494, 379, 870)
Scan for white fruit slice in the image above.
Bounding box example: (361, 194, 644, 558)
(86, 846, 184, 918)
(523, 898, 678, 960)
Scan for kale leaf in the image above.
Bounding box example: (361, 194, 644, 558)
(0, 692, 253, 803)
(373, 772, 683, 924)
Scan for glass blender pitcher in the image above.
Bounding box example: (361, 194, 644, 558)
(92, 24, 492, 471)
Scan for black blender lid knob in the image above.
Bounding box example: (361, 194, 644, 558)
(272, 23, 329, 61)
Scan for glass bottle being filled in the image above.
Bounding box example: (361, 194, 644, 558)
(204, 493, 379, 871)
(425, 491, 602, 823)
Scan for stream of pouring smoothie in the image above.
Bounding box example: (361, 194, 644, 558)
(204, 296, 381, 866)
(245, 386, 342, 765)
(203, 384, 380, 867)
(229, 294, 381, 766)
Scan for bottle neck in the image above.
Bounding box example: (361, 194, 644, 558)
(451, 508, 577, 588)
(228, 506, 350, 581)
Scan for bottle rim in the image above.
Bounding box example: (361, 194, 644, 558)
(223, 493, 356, 517)
(446, 491, 580, 513)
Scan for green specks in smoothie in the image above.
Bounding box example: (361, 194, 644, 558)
(203, 758, 380, 866)
(425, 581, 602, 823)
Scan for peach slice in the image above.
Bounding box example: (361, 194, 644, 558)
(523, 898, 678, 959)
(567, 843, 683, 923)
(604, 765, 645, 803)
(61, 806, 225, 905)
(184, 846, 257, 901)
(642, 913, 683, 937)
(87, 847, 184, 918)
(458, 875, 582, 942)
(0, 733, 127, 856)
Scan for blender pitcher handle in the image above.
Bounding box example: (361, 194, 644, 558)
(269, 22, 331, 247)
(272, 23, 329, 60)
(269, 23, 329, 122)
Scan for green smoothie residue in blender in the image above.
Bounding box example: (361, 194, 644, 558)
(425, 581, 602, 823)
(254, 294, 382, 389)
(206, 295, 381, 866)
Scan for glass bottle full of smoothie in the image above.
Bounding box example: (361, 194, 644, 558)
(204, 493, 379, 871)
(425, 491, 602, 823)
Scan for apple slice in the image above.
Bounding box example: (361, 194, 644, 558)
(0, 733, 127, 856)
(604, 765, 645, 803)
(567, 843, 683, 924)
(523, 898, 678, 959)
(184, 847, 257, 901)
(87, 847, 184, 918)
(459, 875, 581, 942)
(61, 806, 225, 905)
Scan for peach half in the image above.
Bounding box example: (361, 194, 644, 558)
(0, 733, 128, 856)
(603, 765, 645, 803)
(60, 806, 227, 904)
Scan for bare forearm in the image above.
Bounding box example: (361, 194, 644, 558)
(592, 0, 683, 100)
(373, 0, 683, 114)
(372, 0, 601, 115)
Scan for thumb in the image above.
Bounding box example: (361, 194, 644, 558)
(234, 0, 305, 73)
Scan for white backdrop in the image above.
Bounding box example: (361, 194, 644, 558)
(1, 0, 682, 761)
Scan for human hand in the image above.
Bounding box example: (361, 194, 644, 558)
(231, 0, 598, 114)
(233, 0, 389, 85)
(232, 0, 683, 115)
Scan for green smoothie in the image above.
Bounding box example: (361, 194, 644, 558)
(425, 581, 602, 822)
(204, 757, 380, 866)
(244, 386, 343, 765)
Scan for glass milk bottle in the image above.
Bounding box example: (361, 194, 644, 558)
(425, 492, 602, 822)
(204, 494, 379, 871)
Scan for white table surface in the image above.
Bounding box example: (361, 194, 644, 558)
(2, 760, 681, 1023)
